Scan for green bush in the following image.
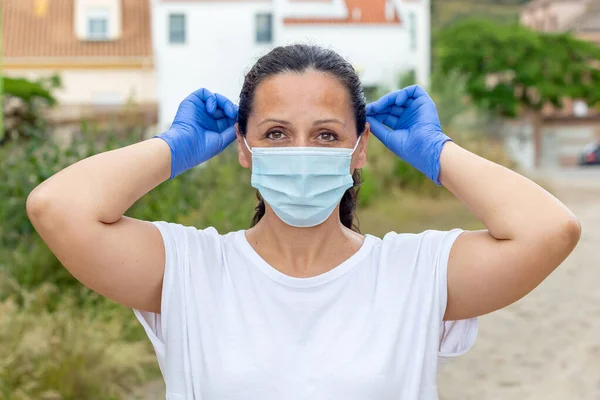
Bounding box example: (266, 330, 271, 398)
(0, 280, 156, 400)
(357, 166, 381, 208)
(130, 145, 256, 233)
(3, 76, 57, 104)
(0, 131, 259, 292)
(0, 136, 109, 290)
(2, 75, 60, 144)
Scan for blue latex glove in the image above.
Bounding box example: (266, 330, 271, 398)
(366, 85, 452, 185)
(155, 88, 238, 179)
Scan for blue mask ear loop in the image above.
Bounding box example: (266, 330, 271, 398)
(244, 136, 361, 154)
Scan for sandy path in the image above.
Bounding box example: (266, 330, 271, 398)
(438, 168, 600, 400)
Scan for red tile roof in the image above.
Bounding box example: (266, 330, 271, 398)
(159, 0, 401, 25)
(2, 0, 152, 59)
(284, 0, 401, 24)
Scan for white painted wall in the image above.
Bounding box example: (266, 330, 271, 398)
(398, 0, 430, 88)
(153, 0, 275, 130)
(153, 0, 431, 130)
(504, 120, 536, 171)
(279, 26, 410, 90)
(279, 0, 348, 19)
(4, 68, 156, 106)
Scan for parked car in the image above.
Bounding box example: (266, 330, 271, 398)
(579, 142, 600, 165)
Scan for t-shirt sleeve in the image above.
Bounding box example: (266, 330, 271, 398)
(427, 229, 479, 360)
(132, 221, 220, 375)
(132, 222, 174, 353)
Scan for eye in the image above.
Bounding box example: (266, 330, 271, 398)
(318, 132, 339, 142)
(265, 130, 286, 140)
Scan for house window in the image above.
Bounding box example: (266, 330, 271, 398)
(408, 12, 417, 51)
(169, 14, 186, 44)
(256, 13, 273, 44)
(87, 9, 109, 40)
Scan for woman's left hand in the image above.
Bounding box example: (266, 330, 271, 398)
(366, 85, 452, 185)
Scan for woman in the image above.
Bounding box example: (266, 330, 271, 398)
(27, 45, 581, 399)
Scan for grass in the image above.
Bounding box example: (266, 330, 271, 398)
(359, 188, 483, 237)
(0, 281, 158, 400)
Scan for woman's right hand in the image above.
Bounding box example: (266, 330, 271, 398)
(156, 88, 238, 179)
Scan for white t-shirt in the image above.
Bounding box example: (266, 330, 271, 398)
(134, 222, 478, 400)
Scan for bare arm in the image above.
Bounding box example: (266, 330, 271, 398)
(441, 142, 581, 321)
(26, 138, 171, 313)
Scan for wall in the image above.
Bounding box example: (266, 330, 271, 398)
(279, 25, 410, 90)
(504, 117, 600, 169)
(153, 0, 275, 131)
(3, 67, 156, 106)
(542, 120, 600, 166)
(520, 0, 588, 31)
(504, 118, 536, 171)
(398, 0, 430, 88)
(577, 32, 600, 44)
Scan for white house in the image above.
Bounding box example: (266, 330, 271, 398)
(151, 0, 431, 130)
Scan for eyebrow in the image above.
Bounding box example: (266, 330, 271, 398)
(314, 119, 345, 126)
(258, 118, 345, 126)
(259, 118, 291, 126)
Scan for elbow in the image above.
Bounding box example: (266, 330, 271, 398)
(27, 186, 101, 229)
(545, 213, 582, 258)
(561, 214, 582, 251)
(26, 186, 69, 227)
(26, 187, 54, 225)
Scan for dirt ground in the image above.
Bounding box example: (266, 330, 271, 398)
(438, 167, 600, 400)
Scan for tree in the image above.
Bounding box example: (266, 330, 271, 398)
(436, 19, 600, 118)
(436, 19, 600, 167)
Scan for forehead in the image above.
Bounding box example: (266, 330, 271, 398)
(251, 70, 353, 119)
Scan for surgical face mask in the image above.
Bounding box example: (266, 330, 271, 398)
(244, 137, 361, 228)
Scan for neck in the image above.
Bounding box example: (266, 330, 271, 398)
(246, 207, 364, 278)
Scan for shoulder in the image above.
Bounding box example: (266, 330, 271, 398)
(151, 221, 228, 256)
(371, 229, 464, 276)
(150, 221, 244, 272)
(378, 229, 464, 257)
(152, 220, 221, 243)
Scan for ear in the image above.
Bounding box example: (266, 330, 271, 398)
(352, 123, 370, 170)
(236, 123, 251, 169)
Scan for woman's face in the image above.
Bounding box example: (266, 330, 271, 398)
(236, 70, 369, 170)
